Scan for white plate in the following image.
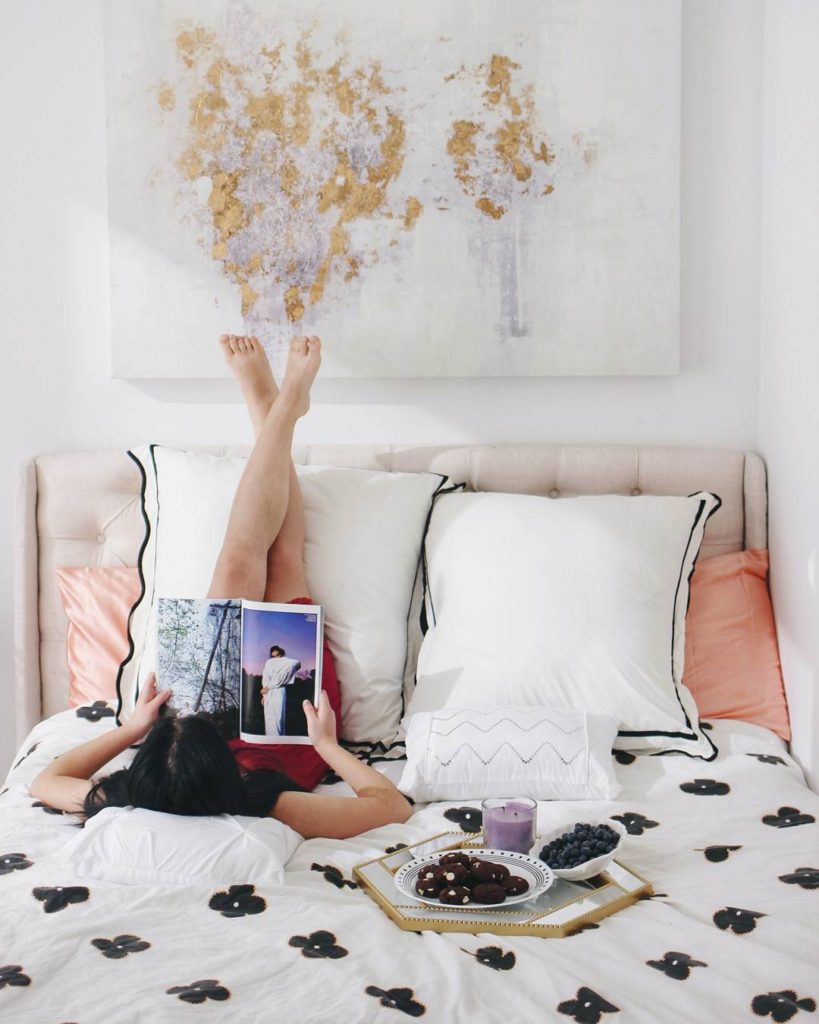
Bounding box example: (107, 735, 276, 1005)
(533, 819, 628, 881)
(394, 849, 555, 908)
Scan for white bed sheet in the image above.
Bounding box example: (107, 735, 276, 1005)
(1, 710, 817, 1024)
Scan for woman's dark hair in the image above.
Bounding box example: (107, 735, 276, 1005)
(83, 716, 249, 820)
(269, 645, 285, 657)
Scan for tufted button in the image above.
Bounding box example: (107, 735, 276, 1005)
(630, 487, 641, 496)
(549, 488, 559, 498)
(96, 533, 106, 544)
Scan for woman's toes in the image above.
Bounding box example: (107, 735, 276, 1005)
(290, 335, 308, 355)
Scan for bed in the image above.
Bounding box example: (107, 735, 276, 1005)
(3, 445, 818, 1024)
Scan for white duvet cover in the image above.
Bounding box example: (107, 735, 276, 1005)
(1, 709, 817, 1024)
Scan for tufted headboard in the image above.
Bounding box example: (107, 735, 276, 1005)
(15, 444, 767, 745)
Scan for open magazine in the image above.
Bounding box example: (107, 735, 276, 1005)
(156, 598, 324, 745)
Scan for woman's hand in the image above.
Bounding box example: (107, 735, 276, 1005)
(303, 691, 337, 752)
(129, 673, 172, 739)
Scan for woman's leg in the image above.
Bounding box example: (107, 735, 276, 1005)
(220, 334, 312, 603)
(207, 335, 320, 601)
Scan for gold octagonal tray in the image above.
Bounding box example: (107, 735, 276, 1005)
(353, 830, 653, 936)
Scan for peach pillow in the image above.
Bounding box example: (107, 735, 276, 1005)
(56, 567, 141, 708)
(684, 549, 790, 741)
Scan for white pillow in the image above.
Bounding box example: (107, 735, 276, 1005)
(55, 806, 301, 886)
(398, 706, 620, 802)
(118, 446, 446, 744)
(408, 490, 721, 758)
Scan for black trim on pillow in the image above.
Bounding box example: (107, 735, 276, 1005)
(616, 491, 722, 762)
(419, 481, 466, 636)
(113, 448, 153, 726)
(397, 474, 452, 725)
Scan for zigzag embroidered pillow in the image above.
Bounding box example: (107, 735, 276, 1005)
(398, 706, 620, 801)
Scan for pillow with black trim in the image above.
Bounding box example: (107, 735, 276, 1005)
(117, 446, 448, 744)
(407, 490, 721, 759)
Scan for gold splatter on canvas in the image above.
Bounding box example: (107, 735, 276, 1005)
(159, 25, 418, 323)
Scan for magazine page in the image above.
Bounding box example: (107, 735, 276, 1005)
(155, 597, 243, 740)
(239, 600, 324, 745)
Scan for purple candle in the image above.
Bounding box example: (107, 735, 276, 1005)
(482, 798, 537, 853)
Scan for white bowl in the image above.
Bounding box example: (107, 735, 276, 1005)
(534, 819, 627, 881)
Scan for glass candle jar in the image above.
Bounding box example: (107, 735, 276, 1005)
(481, 797, 537, 853)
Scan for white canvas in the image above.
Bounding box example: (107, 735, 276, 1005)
(105, 0, 681, 378)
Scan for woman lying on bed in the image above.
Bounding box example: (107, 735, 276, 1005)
(30, 334, 412, 840)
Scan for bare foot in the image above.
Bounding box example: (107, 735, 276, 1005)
(220, 334, 278, 435)
(277, 335, 321, 418)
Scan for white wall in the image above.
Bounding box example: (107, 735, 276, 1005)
(0, 0, 765, 773)
(758, 0, 819, 789)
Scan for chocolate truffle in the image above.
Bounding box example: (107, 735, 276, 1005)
(439, 864, 470, 885)
(502, 875, 529, 896)
(471, 883, 507, 904)
(439, 886, 472, 905)
(471, 860, 504, 883)
(439, 852, 472, 868)
(418, 865, 443, 884)
(492, 863, 511, 882)
(415, 880, 442, 898)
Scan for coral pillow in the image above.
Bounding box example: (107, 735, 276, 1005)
(684, 550, 790, 740)
(57, 567, 141, 708)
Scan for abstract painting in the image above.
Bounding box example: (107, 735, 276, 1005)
(105, 0, 680, 377)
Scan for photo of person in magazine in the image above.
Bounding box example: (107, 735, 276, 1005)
(156, 597, 323, 745)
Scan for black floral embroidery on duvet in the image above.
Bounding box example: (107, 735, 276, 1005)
(461, 945, 516, 971)
(612, 750, 636, 765)
(679, 779, 730, 796)
(32, 885, 89, 913)
(288, 930, 348, 960)
(385, 843, 409, 855)
(365, 986, 426, 1017)
(752, 990, 817, 1022)
(0, 965, 31, 989)
(166, 980, 230, 1004)
(700, 721, 714, 730)
(748, 753, 787, 766)
(698, 845, 742, 863)
(12, 742, 40, 770)
(310, 863, 358, 890)
(0, 853, 32, 875)
(567, 923, 601, 935)
(31, 800, 66, 816)
(762, 807, 816, 829)
(443, 806, 482, 833)
(713, 906, 766, 934)
(208, 884, 266, 918)
(610, 812, 658, 836)
(557, 986, 620, 1023)
(779, 867, 819, 890)
(646, 951, 708, 980)
(75, 701, 115, 722)
(321, 769, 344, 786)
(91, 935, 150, 959)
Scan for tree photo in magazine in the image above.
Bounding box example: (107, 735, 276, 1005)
(156, 597, 324, 744)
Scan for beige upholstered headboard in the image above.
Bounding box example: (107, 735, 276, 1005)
(15, 444, 767, 745)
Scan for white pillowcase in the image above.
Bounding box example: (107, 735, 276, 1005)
(399, 706, 620, 802)
(408, 490, 720, 758)
(118, 446, 445, 744)
(55, 806, 301, 886)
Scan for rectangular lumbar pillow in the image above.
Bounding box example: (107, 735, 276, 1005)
(407, 490, 721, 759)
(118, 446, 446, 744)
(399, 705, 620, 802)
(56, 806, 301, 886)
